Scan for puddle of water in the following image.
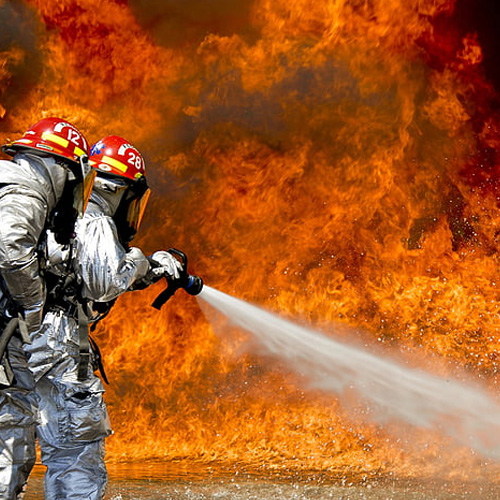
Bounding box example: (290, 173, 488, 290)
(22, 462, 500, 500)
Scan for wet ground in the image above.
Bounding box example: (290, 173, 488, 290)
(23, 462, 500, 500)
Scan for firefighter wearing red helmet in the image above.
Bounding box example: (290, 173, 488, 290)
(0, 117, 94, 499)
(26, 135, 190, 499)
(89, 135, 151, 245)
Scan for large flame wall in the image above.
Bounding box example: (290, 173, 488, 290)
(2, 0, 500, 481)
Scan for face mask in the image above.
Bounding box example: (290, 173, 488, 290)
(49, 155, 97, 245)
(113, 176, 151, 247)
(124, 177, 151, 234)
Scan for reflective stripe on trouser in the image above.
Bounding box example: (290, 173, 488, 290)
(0, 336, 37, 500)
(35, 361, 112, 500)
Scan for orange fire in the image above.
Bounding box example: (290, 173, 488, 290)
(2, 0, 500, 482)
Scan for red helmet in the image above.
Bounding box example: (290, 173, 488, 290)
(2, 116, 89, 165)
(90, 135, 150, 244)
(89, 135, 146, 181)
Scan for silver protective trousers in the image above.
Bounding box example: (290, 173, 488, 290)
(0, 336, 37, 499)
(27, 312, 112, 500)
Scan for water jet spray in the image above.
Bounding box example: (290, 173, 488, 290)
(197, 285, 500, 460)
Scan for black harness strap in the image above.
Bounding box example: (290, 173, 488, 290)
(88, 335, 109, 385)
(77, 302, 90, 381)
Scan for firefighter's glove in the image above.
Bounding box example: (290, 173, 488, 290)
(138, 251, 184, 289)
(150, 251, 183, 280)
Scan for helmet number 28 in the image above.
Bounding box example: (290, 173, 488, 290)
(127, 151, 143, 170)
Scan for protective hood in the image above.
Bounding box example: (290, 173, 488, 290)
(86, 183, 125, 218)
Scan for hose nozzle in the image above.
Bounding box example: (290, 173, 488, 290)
(184, 275, 204, 296)
(151, 248, 203, 309)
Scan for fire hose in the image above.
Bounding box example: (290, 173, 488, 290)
(151, 248, 203, 309)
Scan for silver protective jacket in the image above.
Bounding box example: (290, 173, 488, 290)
(75, 192, 150, 303)
(0, 153, 67, 333)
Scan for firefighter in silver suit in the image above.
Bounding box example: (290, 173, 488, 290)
(25, 135, 182, 499)
(0, 117, 94, 499)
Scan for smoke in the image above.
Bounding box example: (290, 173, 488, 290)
(0, 0, 43, 120)
(192, 62, 374, 149)
(454, 0, 500, 91)
(127, 0, 259, 48)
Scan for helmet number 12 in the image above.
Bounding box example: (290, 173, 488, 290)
(67, 128, 82, 146)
